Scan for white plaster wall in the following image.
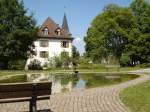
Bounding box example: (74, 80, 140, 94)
(32, 38, 72, 65)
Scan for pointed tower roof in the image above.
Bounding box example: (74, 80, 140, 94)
(62, 13, 70, 33)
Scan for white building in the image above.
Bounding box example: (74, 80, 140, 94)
(27, 14, 74, 66)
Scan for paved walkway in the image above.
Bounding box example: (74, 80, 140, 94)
(0, 69, 150, 112)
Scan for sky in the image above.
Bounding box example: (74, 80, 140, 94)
(22, 0, 149, 54)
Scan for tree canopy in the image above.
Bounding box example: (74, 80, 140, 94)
(72, 45, 80, 60)
(128, 0, 150, 64)
(0, 0, 38, 69)
(84, 0, 150, 66)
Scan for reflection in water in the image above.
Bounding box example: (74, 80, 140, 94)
(0, 73, 139, 94)
(74, 79, 86, 90)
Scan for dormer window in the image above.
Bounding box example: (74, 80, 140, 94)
(55, 28, 61, 36)
(43, 27, 49, 35)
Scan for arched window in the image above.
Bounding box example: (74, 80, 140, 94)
(43, 27, 49, 35)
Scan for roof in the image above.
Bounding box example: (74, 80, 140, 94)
(38, 37, 74, 41)
(62, 13, 69, 32)
(38, 16, 72, 38)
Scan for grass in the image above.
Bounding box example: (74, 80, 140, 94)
(0, 66, 141, 76)
(120, 81, 150, 112)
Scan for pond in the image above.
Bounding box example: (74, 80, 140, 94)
(0, 73, 139, 94)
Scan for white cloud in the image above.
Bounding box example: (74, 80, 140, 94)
(73, 37, 82, 42)
(73, 37, 85, 54)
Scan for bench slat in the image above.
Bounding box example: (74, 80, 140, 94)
(0, 95, 50, 103)
(0, 83, 51, 92)
(0, 90, 51, 99)
(0, 82, 52, 99)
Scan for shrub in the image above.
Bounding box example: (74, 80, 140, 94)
(53, 56, 62, 68)
(107, 55, 120, 65)
(60, 52, 71, 68)
(120, 54, 131, 66)
(140, 63, 150, 68)
(77, 57, 105, 69)
(50, 53, 72, 69)
(78, 57, 91, 65)
(28, 59, 42, 70)
(0, 62, 6, 69)
(8, 60, 26, 70)
(78, 63, 92, 69)
(78, 63, 105, 69)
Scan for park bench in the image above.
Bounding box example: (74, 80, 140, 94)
(0, 82, 52, 112)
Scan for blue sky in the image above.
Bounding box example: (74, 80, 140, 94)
(23, 0, 149, 54)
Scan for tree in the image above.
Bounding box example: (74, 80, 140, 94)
(72, 45, 80, 69)
(0, 0, 38, 69)
(84, 4, 136, 63)
(127, 0, 150, 64)
(85, 1, 150, 66)
(72, 45, 80, 60)
(131, 0, 150, 33)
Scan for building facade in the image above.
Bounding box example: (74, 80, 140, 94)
(27, 14, 73, 66)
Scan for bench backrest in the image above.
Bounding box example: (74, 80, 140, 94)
(0, 82, 52, 99)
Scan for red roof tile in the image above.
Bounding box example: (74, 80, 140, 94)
(38, 17, 71, 38)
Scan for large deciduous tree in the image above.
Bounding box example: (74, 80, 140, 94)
(0, 0, 38, 69)
(84, 0, 150, 66)
(84, 4, 136, 63)
(127, 0, 150, 64)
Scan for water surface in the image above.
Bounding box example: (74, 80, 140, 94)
(0, 73, 139, 94)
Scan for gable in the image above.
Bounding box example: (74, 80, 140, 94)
(38, 17, 70, 38)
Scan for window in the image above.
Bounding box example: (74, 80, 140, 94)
(40, 51, 49, 58)
(43, 27, 49, 35)
(55, 28, 61, 36)
(61, 41, 69, 48)
(40, 40, 49, 47)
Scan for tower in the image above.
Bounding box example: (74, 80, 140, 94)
(62, 13, 70, 33)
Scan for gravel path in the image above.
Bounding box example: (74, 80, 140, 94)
(0, 69, 150, 112)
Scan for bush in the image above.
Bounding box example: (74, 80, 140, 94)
(60, 52, 71, 68)
(53, 56, 62, 68)
(8, 60, 26, 70)
(108, 55, 120, 65)
(140, 63, 150, 68)
(120, 54, 131, 66)
(50, 53, 72, 69)
(0, 62, 6, 69)
(78, 63, 105, 69)
(28, 59, 42, 70)
(77, 57, 106, 69)
(78, 63, 92, 69)
(78, 57, 91, 65)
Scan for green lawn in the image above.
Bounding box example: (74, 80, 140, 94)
(0, 66, 141, 76)
(120, 81, 150, 112)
